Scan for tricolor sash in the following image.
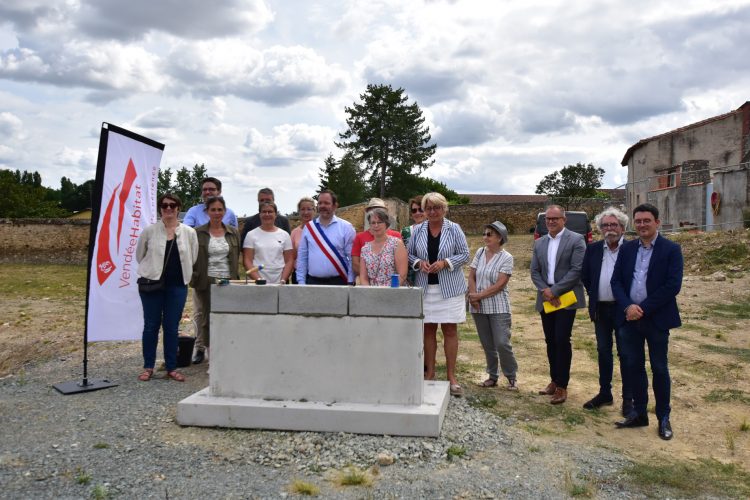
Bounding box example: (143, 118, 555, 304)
(305, 220, 349, 282)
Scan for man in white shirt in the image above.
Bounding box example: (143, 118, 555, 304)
(530, 205, 587, 404)
(581, 207, 633, 415)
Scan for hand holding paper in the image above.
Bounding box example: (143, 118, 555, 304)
(543, 290, 577, 314)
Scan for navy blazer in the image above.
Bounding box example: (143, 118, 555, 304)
(581, 240, 606, 322)
(610, 233, 683, 330)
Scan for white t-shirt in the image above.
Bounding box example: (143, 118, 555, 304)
(243, 227, 293, 283)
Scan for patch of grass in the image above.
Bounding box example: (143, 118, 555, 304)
(75, 470, 91, 485)
(0, 264, 87, 301)
(725, 430, 736, 454)
(91, 484, 110, 500)
(466, 393, 497, 409)
(289, 479, 320, 496)
(565, 471, 592, 497)
(707, 298, 750, 320)
(624, 458, 750, 497)
(523, 423, 554, 436)
(740, 418, 749, 432)
(563, 413, 585, 427)
(699, 344, 750, 363)
(335, 466, 372, 487)
(446, 445, 466, 461)
(572, 335, 598, 362)
(92, 443, 109, 449)
(528, 445, 541, 453)
(703, 243, 749, 267)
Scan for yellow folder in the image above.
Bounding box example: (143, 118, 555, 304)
(543, 290, 578, 314)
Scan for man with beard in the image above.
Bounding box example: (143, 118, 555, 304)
(296, 190, 355, 285)
(581, 207, 633, 416)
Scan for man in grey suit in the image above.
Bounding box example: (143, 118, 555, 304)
(530, 205, 587, 404)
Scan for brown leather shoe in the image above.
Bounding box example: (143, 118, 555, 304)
(550, 387, 567, 404)
(538, 382, 557, 395)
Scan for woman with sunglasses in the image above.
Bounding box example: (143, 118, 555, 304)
(468, 221, 519, 390)
(190, 196, 241, 363)
(400, 195, 425, 285)
(135, 193, 198, 382)
(407, 192, 470, 396)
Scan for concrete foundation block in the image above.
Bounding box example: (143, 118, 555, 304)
(211, 284, 279, 314)
(278, 284, 349, 316)
(349, 286, 423, 317)
(177, 381, 450, 437)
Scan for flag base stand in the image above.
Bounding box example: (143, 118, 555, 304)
(53, 378, 118, 395)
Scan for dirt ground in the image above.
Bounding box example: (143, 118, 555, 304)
(1, 229, 749, 495)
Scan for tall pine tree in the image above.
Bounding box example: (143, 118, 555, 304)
(336, 84, 436, 198)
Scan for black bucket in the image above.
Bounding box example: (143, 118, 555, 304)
(176, 336, 196, 368)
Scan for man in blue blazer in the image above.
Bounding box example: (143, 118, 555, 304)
(581, 207, 633, 416)
(531, 205, 587, 405)
(611, 203, 683, 440)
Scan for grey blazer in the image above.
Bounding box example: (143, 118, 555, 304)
(530, 229, 587, 313)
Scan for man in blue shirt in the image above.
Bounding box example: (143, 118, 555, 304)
(611, 203, 682, 440)
(183, 177, 238, 228)
(296, 190, 355, 285)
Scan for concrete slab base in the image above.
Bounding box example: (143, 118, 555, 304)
(177, 381, 450, 437)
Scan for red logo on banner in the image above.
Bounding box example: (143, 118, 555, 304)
(96, 159, 138, 285)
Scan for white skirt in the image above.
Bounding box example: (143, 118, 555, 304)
(423, 285, 466, 324)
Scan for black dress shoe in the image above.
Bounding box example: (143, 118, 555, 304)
(583, 393, 614, 410)
(658, 418, 673, 440)
(615, 414, 649, 428)
(192, 350, 205, 365)
(621, 399, 634, 417)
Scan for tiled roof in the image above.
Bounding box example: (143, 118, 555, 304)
(460, 189, 625, 205)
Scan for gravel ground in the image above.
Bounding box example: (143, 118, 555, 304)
(1, 343, 638, 499)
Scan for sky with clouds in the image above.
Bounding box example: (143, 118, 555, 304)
(1, 0, 749, 215)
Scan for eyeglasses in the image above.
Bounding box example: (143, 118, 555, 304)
(202, 187, 218, 192)
(482, 231, 495, 237)
(545, 216, 562, 222)
(600, 223, 620, 229)
(425, 206, 443, 212)
(369, 220, 385, 225)
(161, 202, 178, 210)
(411, 207, 424, 214)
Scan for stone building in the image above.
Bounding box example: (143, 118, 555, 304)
(621, 102, 750, 230)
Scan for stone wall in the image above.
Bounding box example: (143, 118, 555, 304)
(0, 219, 91, 264)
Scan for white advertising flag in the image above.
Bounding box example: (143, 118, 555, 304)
(87, 124, 163, 342)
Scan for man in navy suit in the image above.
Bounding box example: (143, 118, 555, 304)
(581, 207, 633, 416)
(611, 203, 682, 440)
(531, 205, 587, 405)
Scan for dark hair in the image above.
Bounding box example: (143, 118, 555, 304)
(408, 195, 423, 208)
(633, 203, 659, 219)
(201, 177, 222, 191)
(259, 200, 278, 214)
(318, 189, 338, 205)
(158, 192, 182, 209)
(204, 195, 226, 211)
(258, 187, 274, 200)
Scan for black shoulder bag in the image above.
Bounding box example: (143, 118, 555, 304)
(137, 239, 176, 293)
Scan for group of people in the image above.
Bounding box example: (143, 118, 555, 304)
(531, 204, 682, 441)
(134, 177, 683, 442)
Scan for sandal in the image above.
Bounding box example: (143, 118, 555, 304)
(477, 378, 498, 388)
(138, 369, 154, 382)
(449, 383, 463, 397)
(166, 370, 186, 382)
(506, 378, 518, 391)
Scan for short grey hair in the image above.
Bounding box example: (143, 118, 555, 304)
(367, 207, 391, 228)
(594, 207, 628, 229)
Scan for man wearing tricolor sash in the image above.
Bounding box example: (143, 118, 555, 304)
(296, 190, 355, 285)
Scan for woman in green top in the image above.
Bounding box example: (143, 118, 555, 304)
(400, 195, 425, 285)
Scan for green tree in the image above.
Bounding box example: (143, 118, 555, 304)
(336, 84, 436, 198)
(58, 177, 94, 212)
(158, 163, 207, 207)
(317, 153, 368, 207)
(535, 162, 605, 210)
(0, 169, 68, 218)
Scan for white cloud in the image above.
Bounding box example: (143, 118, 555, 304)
(244, 123, 337, 165)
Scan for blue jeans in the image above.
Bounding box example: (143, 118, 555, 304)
(140, 284, 188, 372)
(594, 303, 632, 401)
(620, 319, 671, 420)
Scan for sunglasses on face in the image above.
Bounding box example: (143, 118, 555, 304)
(482, 231, 496, 237)
(161, 202, 178, 210)
(411, 207, 424, 214)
